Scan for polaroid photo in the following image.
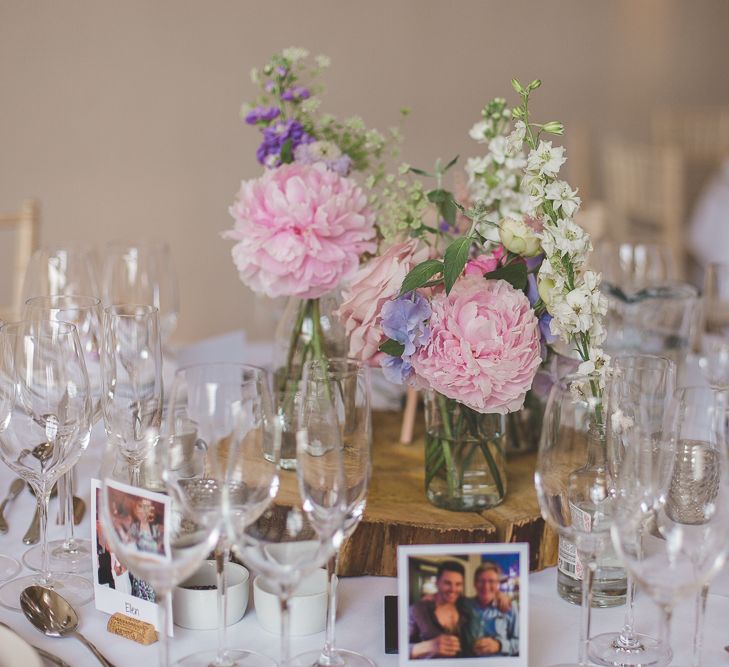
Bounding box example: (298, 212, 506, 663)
(397, 543, 529, 667)
(90, 478, 173, 635)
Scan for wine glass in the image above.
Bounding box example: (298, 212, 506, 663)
(21, 295, 103, 576)
(698, 262, 729, 389)
(291, 358, 374, 667)
(99, 430, 221, 667)
(612, 386, 729, 666)
(166, 363, 279, 667)
(535, 373, 612, 667)
(0, 320, 93, 610)
(229, 360, 347, 667)
(21, 243, 101, 303)
(592, 240, 677, 294)
(588, 354, 676, 667)
(101, 241, 180, 346)
(101, 304, 163, 485)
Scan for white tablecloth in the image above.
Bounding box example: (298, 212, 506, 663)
(0, 337, 728, 666)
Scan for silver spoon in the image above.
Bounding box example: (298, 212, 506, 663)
(0, 478, 25, 533)
(20, 585, 117, 667)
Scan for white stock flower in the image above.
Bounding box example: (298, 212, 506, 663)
(489, 136, 509, 164)
(545, 180, 581, 218)
(611, 408, 635, 435)
(465, 156, 490, 182)
(578, 348, 610, 377)
(282, 47, 309, 62)
(469, 120, 491, 143)
(526, 141, 566, 178)
(551, 218, 592, 262)
(315, 54, 331, 68)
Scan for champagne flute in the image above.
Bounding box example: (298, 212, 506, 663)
(101, 304, 163, 484)
(588, 354, 676, 667)
(611, 386, 729, 665)
(535, 373, 612, 667)
(21, 295, 103, 575)
(291, 358, 374, 667)
(0, 321, 93, 610)
(167, 363, 279, 667)
(99, 433, 221, 667)
(230, 360, 347, 666)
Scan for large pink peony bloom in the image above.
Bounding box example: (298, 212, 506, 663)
(336, 239, 429, 364)
(411, 275, 542, 414)
(225, 163, 377, 299)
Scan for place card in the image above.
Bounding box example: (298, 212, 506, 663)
(397, 542, 529, 666)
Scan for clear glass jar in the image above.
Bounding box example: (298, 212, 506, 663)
(424, 391, 506, 511)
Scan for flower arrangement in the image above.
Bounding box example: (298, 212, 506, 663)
(338, 79, 607, 506)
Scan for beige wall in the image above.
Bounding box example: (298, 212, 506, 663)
(2, 0, 728, 343)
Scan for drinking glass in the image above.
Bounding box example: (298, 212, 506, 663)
(21, 243, 101, 303)
(167, 363, 279, 667)
(593, 241, 677, 294)
(99, 432, 221, 667)
(612, 386, 729, 666)
(588, 354, 676, 667)
(21, 295, 103, 575)
(101, 241, 180, 345)
(101, 304, 163, 485)
(698, 262, 729, 389)
(535, 373, 612, 667)
(291, 358, 374, 667)
(0, 321, 93, 610)
(229, 361, 347, 667)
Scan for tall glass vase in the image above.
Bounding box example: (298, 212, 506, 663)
(273, 291, 346, 469)
(424, 391, 506, 511)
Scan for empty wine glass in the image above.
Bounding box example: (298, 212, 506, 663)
(101, 304, 163, 484)
(612, 386, 729, 666)
(21, 294, 103, 576)
(698, 262, 729, 389)
(101, 241, 179, 346)
(229, 361, 347, 667)
(167, 363, 279, 667)
(291, 358, 374, 667)
(0, 321, 93, 610)
(535, 373, 613, 667)
(99, 432, 221, 667)
(593, 241, 677, 294)
(588, 354, 676, 667)
(21, 243, 101, 303)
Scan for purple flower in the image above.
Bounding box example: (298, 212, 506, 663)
(539, 311, 556, 344)
(439, 219, 450, 233)
(525, 253, 545, 272)
(265, 81, 276, 93)
(380, 355, 414, 384)
(256, 119, 313, 167)
(526, 274, 540, 308)
(276, 66, 288, 77)
(281, 86, 311, 102)
(380, 292, 431, 357)
(244, 106, 281, 125)
(294, 141, 352, 176)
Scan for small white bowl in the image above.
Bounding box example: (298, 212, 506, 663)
(173, 560, 249, 630)
(253, 568, 328, 636)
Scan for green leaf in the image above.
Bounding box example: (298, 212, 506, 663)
(400, 259, 444, 295)
(443, 236, 473, 294)
(485, 262, 528, 291)
(511, 78, 525, 94)
(280, 139, 293, 164)
(408, 166, 431, 177)
(426, 189, 450, 204)
(427, 189, 457, 228)
(378, 338, 405, 357)
(443, 155, 459, 172)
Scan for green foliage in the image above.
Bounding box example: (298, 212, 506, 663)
(378, 338, 405, 357)
(485, 262, 528, 291)
(443, 236, 473, 294)
(399, 259, 444, 295)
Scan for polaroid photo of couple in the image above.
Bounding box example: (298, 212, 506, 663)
(398, 543, 529, 667)
(90, 478, 173, 635)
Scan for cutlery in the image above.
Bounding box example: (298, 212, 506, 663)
(20, 585, 117, 667)
(0, 620, 71, 667)
(23, 484, 58, 545)
(0, 478, 25, 533)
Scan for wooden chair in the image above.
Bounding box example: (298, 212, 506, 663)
(601, 142, 686, 279)
(0, 200, 40, 321)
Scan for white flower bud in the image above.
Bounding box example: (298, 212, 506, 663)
(498, 217, 542, 257)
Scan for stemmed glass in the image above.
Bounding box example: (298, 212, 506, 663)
(101, 241, 180, 346)
(21, 295, 103, 577)
(0, 321, 93, 610)
(535, 373, 612, 667)
(166, 363, 279, 667)
(588, 354, 676, 667)
(593, 241, 677, 294)
(291, 358, 374, 667)
(101, 304, 163, 485)
(229, 360, 347, 667)
(698, 262, 729, 389)
(611, 386, 729, 665)
(21, 244, 101, 303)
(99, 429, 221, 667)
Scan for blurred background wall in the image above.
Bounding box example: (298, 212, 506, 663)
(1, 0, 728, 343)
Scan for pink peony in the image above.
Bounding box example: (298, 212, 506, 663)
(465, 246, 506, 277)
(225, 163, 377, 299)
(335, 239, 429, 364)
(411, 275, 542, 414)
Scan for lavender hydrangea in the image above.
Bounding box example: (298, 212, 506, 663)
(381, 291, 431, 356)
(244, 106, 280, 125)
(256, 119, 313, 167)
(381, 354, 415, 384)
(294, 141, 352, 176)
